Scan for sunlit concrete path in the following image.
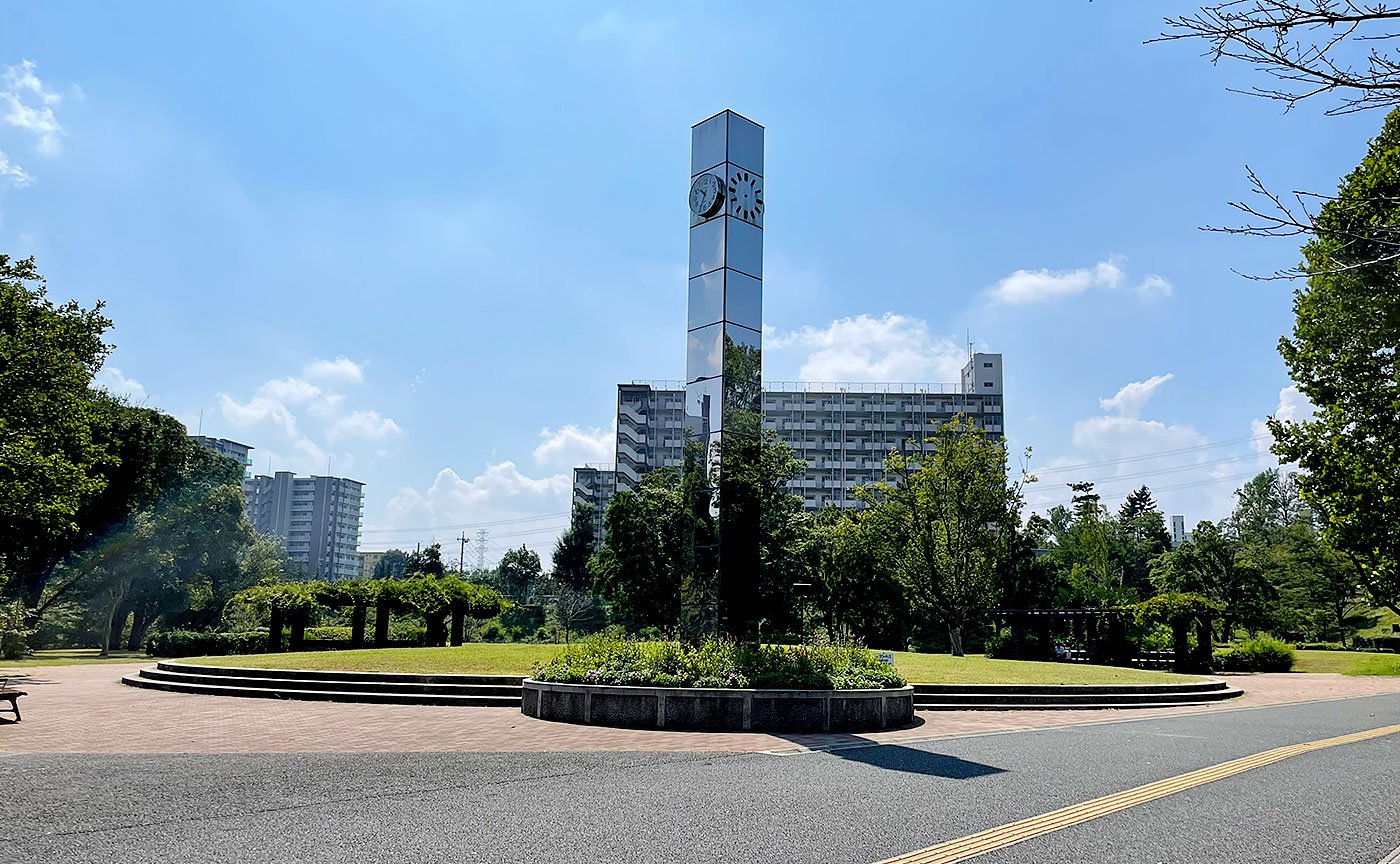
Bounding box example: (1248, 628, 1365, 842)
(3, 661, 1399, 754)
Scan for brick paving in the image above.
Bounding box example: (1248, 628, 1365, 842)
(2, 662, 1398, 755)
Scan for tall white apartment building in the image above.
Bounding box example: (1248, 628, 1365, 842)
(243, 471, 364, 581)
(573, 353, 1004, 530)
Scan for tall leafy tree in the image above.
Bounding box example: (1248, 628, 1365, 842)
(0, 255, 114, 605)
(551, 502, 596, 592)
(496, 545, 541, 602)
(857, 417, 1029, 656)
(372, 549, 407, 580)
(1270, 109, 1400, 616)
(404, 543, 446, 578)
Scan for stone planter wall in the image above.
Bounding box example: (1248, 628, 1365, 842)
(520, 679, 915, 732)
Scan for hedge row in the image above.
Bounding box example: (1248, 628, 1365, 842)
(147, 630, 268, 657)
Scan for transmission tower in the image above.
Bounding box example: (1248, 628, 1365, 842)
(475, 529, 488, 570)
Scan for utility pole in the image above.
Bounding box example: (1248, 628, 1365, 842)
(458, 533, 468, 575)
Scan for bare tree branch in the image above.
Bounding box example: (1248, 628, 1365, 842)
(1153, 2, 1400, 114)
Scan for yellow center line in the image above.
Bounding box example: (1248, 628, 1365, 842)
(874, 723, 1400, 864)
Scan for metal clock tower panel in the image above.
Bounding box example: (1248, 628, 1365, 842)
(685, 109, 764, 637)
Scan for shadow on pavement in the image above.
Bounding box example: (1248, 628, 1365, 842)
(820, 742, 1005, 779)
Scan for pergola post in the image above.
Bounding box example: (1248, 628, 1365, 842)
(288, 610, 307, 652)
(1171, 620, 1191, 672)
(267, 605, 285, 653)
(350, 603, 367, 648)
(374, 598, 391, 646)
(450, 604, 465, 647)
(1195, 615, 1215, 671)
(1010, 616, 1025, 661)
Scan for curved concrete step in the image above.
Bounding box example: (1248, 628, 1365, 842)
(156, 661, 525, 686)
(910, 679, 1228, 697)
(916, 692, 1244, 711)
(138, 667, 522, 698)
(123, 670, 521, 707)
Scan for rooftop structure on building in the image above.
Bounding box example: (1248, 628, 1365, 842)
(190, 435, 254, 476)
(243, 471, 364, 581)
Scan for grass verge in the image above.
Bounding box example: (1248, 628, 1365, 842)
(1293, 649, 1400, 676)
(0, 648, 151, 669)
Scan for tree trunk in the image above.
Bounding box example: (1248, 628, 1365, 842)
(267, 606, 285, 653)
(947, 622, 965, 657)
(350, 604, 366, 648)
(108, 604, 131, 651)
(127, 609, 152, 653)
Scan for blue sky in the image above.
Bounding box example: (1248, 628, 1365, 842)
(1, 3, 1373, 563)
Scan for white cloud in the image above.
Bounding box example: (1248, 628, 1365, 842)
(328, 410, 403, 443)
(217, 393, 299, 439)
(0, 147, 31, 187)
(1250, 385, 1315, 466)
(987, 258, 1124, 305)
(94, 365, 148, 402)
(303, 356, 363, 384)
(1134, 274, 1173, 299)
(1098, 373, 1174, 419)
(2, 60, 64, 156)
(256, 376, 322, 404)
(380, 463, 572, 560)
(985, 257, 1173, 306)
(533, 424, 614, 469)
(579, 11, 674, 52)
(1027, 376, 1255, 524)
(765, 313, 967, 383)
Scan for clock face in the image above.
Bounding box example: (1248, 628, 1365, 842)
(728, 169, 763, 225)
(689, 173, 724, 217)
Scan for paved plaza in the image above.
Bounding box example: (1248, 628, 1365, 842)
(3, 663, 1399, 754)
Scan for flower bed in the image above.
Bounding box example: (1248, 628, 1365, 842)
(530, 634, 906, 690)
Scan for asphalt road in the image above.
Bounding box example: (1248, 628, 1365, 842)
(4, 694, 1398, 864)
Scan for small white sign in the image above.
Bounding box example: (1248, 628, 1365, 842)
(876, 652, 894, 665)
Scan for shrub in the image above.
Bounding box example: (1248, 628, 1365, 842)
(0, 601, 33, 661)
(1213, 635, 1296, 672)
(305, 626, 352, 641)
(1296, 641, 1346, 652)
(147, 630, 268, 657)
(532, 634, 906, 690)
(480, 622, 504, 642)
(984, 627, 1050, 660)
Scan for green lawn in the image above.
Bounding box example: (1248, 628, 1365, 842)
(0, 648, 150, 670)
(886, 651, 1203, 685)
(185, 644, 1204, 684)
(185, 644, 562, 675)
(1294, 649, 1400, 676)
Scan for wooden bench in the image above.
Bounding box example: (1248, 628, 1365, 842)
(0, 677, 26, 722)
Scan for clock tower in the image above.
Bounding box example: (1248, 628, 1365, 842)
(685, 110, 763, 637)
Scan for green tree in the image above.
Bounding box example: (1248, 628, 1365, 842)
(403, 543, 446, 578)
(0, 255, 114, 605)
(496, 545, 541, 602)
(372, 549, 407, 580)
(591, 470, 692, 630)
(551, 502, 596, 592)
(1271, 109, 1400, 616)
(857, 417, 1030, 656)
